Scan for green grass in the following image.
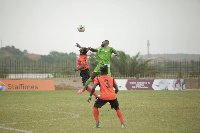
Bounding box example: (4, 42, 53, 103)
(0, 90, 200, 133)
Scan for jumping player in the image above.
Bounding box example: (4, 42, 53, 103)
(79, 40, 119, 93)
(74, 43, 98, 98)
(87, 65, 126, 128)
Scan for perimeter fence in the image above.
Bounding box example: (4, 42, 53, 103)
(0, 60, 199, 79)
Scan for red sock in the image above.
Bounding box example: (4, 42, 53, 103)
(116, 109, 124, 123)
(93, 107, 99, 122)
(87, 87, 98, 98)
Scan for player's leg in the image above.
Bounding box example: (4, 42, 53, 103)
(116, 109, 124, 124)
(93, 98, 107, 128)
(83, 64, 102, 90)
(82, 72, 98, 90)
(182, 80, 185, 89)
(175, 79, 179, 87)
(87, 87, 98, 98)
(78, 70, 87, 94)
(78, 69, 98, 97)
(110, 99, 127, 128)
(107, 65, 111, 76)
(85, 69, 98, 97)
(93, 107, 99, 123)
(179, 80, 181, 87)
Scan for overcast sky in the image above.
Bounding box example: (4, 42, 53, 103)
(0, 0, 200, 56)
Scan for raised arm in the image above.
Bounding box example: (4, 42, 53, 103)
(76, 42, 98, 52)
(113, 51, 120, 57)
(75, 43, 82, 48)
(89, 47, 98, 52)
(86, 47, 91, 52)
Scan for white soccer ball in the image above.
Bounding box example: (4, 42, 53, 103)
(77, 25, 85, 32)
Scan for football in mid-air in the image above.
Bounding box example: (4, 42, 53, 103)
(77, 25, 85, 32)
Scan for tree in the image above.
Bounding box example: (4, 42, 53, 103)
(0, 68, 8, 78)
(88, 52, 98, 75)
(111, 51, 157, 78)
(23, 49, 28, 53)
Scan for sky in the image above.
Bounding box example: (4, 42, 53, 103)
(0, 0, 200, 56)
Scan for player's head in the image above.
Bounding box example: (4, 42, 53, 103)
(80, 47, 87, 55)
(100, 65, 108, 75)
(104, 40, 109, 45)
(101, 40, 109, 47)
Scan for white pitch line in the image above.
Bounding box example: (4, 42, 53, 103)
(25, 109, 79, 118)
(1, 117, 78, 126)
(25, 109, 78, 115)
(0, 109, 79, 126)
(0, 126, 32, 133)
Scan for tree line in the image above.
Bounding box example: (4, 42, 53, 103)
(0, 46, 199, 78)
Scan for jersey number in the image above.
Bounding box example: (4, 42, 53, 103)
(104, 79, 110, 88)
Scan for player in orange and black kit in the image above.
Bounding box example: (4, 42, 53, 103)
(74, 43, 98, 98)
(88, 65, 127, 128)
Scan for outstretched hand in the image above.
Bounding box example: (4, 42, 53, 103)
(87, 96, 92, 103)
(73, 67, 78, 72)
(75, 43, 81, 48)
(115, 54, 120, 58)
(86, 47, 91, 52)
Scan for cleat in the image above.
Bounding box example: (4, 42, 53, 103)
(93, 122, 101, 128)
(121, 123, 127, 128)
(78, 89, 84, 94)
(107, 102, 110, 105)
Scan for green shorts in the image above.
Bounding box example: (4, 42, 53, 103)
(93, 63, 111, 76)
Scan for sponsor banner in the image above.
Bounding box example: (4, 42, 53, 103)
(152, 79, 186, 90)
(115, 79, 128, 90)
(93, 79, 186, 91)
(126, 79, 154, 90)
(0, 80, 55, 91)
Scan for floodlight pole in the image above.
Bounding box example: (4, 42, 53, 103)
(147, 40, 150, 59)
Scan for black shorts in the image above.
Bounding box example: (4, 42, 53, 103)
(94, 98, 119, 110)
(80, 69, 90, 83)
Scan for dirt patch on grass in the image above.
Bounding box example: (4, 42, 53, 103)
(55, 85, 77, 90)
(53, 78, 83, 90)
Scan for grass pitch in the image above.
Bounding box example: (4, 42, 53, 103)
(0, 90, 200, 133)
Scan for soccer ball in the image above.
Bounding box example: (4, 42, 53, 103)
(77, 25, 85, 32)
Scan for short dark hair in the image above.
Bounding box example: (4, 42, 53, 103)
(82, 47, 87, 55)
(105, 40, 109, 44)
(100, 65, 108, 73)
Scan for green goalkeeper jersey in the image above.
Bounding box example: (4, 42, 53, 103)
(96, 46, 116, 64)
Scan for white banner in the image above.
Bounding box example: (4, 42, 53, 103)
(95, 79, 127, 90)
(152, 79, 186, 90)
(93, 79, 186, 91)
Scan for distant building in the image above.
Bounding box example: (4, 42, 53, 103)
(148, 57, 189, 66)
(148, 57, 170, 66)
(8, 74, 53, 79)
